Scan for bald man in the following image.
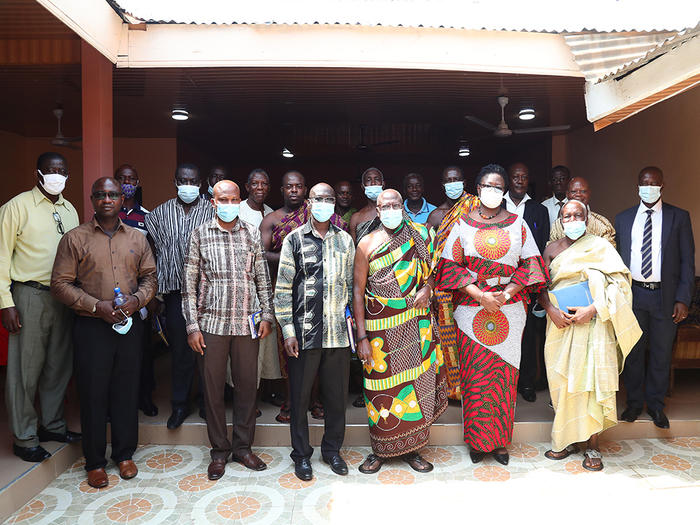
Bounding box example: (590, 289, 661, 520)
(549, 176, 616, 247)
(183, 180, 274, 480)
(274, 183, 355, 481)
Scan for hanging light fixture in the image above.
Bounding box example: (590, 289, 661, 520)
(518, 108, 536, 121)
(171, 108, 189, 121)
(281, 147, 294, 159)
(458, 145, 470, 157)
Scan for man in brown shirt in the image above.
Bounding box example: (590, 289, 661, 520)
(52, 177, 157, 489)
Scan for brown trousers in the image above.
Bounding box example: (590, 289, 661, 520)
(199, 333, 259, 460)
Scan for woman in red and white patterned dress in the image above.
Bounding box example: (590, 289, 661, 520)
(436, 164, 548, 465)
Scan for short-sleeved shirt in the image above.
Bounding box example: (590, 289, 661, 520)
(119, 204, 149, 235)
(404, 198, 436, 224)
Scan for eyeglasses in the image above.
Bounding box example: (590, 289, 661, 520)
(378, 203, 403, 211)
(478, 184, 505, 192)
(310, 197, 335, 204)
(91, 191, 123, 200)
(52, 212, 65, 235)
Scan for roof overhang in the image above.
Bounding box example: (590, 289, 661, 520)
(585, 32, 699, 130)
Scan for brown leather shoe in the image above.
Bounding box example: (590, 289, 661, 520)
(208, 458, 226, 480)
(232, 451, 267, 471)
(87, 468, 108, 488)
(117, 459, 138, 480)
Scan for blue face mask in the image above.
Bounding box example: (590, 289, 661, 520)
(638, 185, 661, 204)
(311, 202, 335, 223)
(121, 183, 137, 199)
(563, 220, 587, 240)
(177, 184, 200, 204)
(380, 208, 403, 230)
(112, 315, 133, 335)
(444, 181, 464, 200)
(364, 185, 383, 201)
(208, 185, 214, 196)
(216, 203, 240, 223)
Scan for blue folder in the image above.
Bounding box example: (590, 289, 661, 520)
(550, 281, 593, 312)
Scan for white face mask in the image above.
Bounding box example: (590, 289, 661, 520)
(638, 185, 662, 204)
(177, 184, 200, 204)
(39, 171, 67, 195)
(112, 314, 133, 335)
(380, 208, 403, 229)
(444, 181, 464, 200)
(479, 187, 504, 209)
(563, 220, 587, 240)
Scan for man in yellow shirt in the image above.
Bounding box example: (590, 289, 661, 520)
(0, 152, 80, 462)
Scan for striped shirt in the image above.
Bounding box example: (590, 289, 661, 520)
(182, 218, 274, 336)
(145, 197, 214, 294)
(274, 220, 355, 350)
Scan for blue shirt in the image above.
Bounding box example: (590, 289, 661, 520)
(404, 198, 436, 224)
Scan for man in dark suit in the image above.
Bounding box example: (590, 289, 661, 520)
(504, 162, 551, 401)
(615, 166, 695, 428)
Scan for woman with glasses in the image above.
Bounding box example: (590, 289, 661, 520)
(436, 164, 548, 465)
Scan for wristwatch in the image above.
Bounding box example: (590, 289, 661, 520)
(503, 291, 512, 302)
(91, 302, 97, 313)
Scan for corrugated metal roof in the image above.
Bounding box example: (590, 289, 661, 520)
(109, 0, 699, 32)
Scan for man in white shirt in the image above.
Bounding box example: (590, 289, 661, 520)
(239, 169, 274, 228)
(541, 166, 571, 225)
(615, 167, 695, 429)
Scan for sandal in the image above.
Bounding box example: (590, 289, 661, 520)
(582, 449, 604, 471)
(544, 444, 578, 460)
(358, 453, 384, 474)
(309, 401, 325, 420)
(402, 452, 434, 473)
(275, 403, 291, 424)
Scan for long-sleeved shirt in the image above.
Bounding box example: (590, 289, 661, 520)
(0, 186, 79, 308)
(182, 218, 274, 336)
(145, 197, 214, 294)
(541, 195, 568, 226)
(51, 218, 157, 316)
(274, 220, 355, 350)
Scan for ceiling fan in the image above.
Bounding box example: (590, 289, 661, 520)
(465, 96, 571, 138)
(355, 125, 399, 152)
(50, 107, 82, 149)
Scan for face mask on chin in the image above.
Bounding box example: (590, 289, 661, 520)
(177, 184, 200, 204)
(39, 171, 67, 195)
(563, 220, 587, 240)
(638, 185, 662, 204)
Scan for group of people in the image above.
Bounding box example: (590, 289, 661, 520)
(0, 153, 694, 489)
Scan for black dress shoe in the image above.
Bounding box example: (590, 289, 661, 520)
(294, 458, 313, 481)
(323, 454, 349, 476)
(493, 451, 510, 465)
(620, 406, 642, 423)
(519, 388, 536, 403)
(167, 407, 189, 429)
(352, 394, 366, 408)
(13, 444, 51, 463)
(647, 409, 670, 429)
(38, 427, 82, 443)
(139, 397, 158, 417)
(469, 448, 486, 464)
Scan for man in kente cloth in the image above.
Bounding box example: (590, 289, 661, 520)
(260, 171, 347, 422)
(428, 166, 479, 400)
(350, 167, 385, 244)
(353, 189, 447, 474)
(539, 200, 641, 471)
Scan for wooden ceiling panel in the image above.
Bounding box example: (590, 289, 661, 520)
(0, 0, 78, 40)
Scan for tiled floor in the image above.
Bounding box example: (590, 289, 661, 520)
(5, 438, 700, 524)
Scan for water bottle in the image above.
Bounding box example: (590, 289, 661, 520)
(113, 287, 127, 308)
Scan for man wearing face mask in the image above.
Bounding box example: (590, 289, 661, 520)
(52, 177, 157, 488)
(538, 200, 640, 471)
(275, 183, 354, 481)
(548, 177, 616, 247)
(615, 167, 695, 429)
(115, 164, 159, 417)
(183, 180, 274, 480)
(0, 152, 80, 462)
(427, 166, 479, 401)
(146, 163, 215, 429)
(354, 189, 446, 475)
(202, 165, 228, 199)
(349, 167, 385, 244)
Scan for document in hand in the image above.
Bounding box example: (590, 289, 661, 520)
(550, 281, 593, 312)
(345, 305, 356, 352)
(249, 310, 263, 339)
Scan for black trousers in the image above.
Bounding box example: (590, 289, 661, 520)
(139, 316, 155, 400)
(74, 315, 143, 471)
(288, 347, 350, 462)
(164, 292, 203, 411)
(622, 286, 678, 411)
(518, 306, 546, 390)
